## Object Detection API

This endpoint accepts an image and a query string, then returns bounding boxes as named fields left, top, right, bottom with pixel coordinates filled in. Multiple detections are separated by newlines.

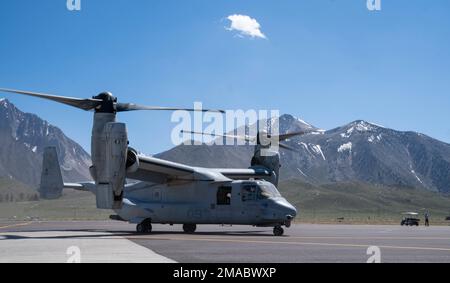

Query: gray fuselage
left=115, top=179, right=297, bottom=227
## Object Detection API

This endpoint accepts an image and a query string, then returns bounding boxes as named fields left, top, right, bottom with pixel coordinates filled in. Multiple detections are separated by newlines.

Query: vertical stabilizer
left=39, top=147, right=64, bottom=199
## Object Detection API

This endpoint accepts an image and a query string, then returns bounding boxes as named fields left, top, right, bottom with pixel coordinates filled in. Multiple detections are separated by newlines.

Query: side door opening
left=217, top=186, right=232, bottom=205
left=216, top=186, right=233, bottom=223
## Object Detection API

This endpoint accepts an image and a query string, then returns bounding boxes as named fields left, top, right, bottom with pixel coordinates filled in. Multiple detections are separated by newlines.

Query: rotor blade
left=272, top=131, right=308, bottom=142
left=116, top=103, right=225, bottom=113
left=180, top=130, right=255, bottom=142
left=279, top=142, right=297, bottom=151
left=0, top=88, right=103, bottom=111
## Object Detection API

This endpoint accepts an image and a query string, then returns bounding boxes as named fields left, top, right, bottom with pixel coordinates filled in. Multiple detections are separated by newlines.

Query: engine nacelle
left=251, top=146, right=281, bottom=186
left=94, top=122, right=128, bottom=209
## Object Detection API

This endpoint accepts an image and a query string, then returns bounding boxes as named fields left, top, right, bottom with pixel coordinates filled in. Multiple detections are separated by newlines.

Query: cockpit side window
left=241, top=184, right=258, bottom=202
left=217, top=186, right=232, bottom=205
left=258, top=189, right=270, bottom=200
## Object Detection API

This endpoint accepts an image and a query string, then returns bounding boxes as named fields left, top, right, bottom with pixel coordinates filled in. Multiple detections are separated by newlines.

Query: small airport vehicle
left=401, top=212, right=420, bottom=226
left=0, top=88, right=300, bottom=236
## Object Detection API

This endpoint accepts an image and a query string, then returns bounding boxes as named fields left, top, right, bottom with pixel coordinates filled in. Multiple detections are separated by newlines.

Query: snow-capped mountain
left=0, top=98, right=91, bottom=187
left=281, top=120, right=450, bottom=193
left=158, top=115, right=450, bottom=193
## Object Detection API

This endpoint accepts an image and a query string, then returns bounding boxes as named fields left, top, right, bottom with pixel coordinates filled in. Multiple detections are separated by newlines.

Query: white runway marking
left=128, top=235, right=450, bottom=252
left=0, top=231, right=176, bottom=263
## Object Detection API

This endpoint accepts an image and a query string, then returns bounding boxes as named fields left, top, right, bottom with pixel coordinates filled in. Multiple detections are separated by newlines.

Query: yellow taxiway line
left=279, top=236, right=450, bottom=241
left=0, top=222, right=33, bottom=230
left=1, top=222, right=449, bottom=253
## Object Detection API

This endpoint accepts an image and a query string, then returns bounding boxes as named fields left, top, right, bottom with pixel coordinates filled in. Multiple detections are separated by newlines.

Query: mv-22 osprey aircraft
left=0, top=88, right=302, bottom=236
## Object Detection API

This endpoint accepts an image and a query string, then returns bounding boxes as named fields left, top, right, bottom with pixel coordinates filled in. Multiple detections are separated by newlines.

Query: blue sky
left=1, top=0, right=449, bottom=154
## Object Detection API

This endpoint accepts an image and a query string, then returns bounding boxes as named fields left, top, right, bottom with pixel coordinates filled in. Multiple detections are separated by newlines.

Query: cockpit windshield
left=241, top=182, right=281, bottom=201
left=259, top=183, right=281, bottom=199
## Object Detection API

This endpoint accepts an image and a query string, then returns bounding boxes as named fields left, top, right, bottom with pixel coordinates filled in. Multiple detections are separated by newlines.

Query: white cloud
left=226, top=14, right=267, bottom=39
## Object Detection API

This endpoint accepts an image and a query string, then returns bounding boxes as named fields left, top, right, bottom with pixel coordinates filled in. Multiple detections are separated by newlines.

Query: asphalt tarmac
left=1, top=220, right=449, bottom=263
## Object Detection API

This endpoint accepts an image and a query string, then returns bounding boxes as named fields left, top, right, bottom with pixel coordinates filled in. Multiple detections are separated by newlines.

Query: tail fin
left=39, top=147, right=64, bottom=199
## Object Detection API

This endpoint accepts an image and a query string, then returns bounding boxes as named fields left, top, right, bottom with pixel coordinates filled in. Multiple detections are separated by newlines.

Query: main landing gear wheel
left=183, top=224, right=197, bottom=233
left=273, top=226, right=284, bottom=236
left=136, top=219, right=152, bottom=234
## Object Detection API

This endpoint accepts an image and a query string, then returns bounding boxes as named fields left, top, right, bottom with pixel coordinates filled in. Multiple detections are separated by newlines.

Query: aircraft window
left=217, top=186, right=232, bottom=205
left=241, top=184, right=258, bottom=202
left=258, top=184, right=281, bottom=199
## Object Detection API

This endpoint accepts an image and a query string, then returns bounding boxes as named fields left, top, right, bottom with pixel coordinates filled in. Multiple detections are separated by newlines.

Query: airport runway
left=1, top=220, right=450, bottom=263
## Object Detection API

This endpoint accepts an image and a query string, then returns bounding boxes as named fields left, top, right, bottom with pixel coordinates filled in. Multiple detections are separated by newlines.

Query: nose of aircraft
left=276, top=199, right=297, bottom=220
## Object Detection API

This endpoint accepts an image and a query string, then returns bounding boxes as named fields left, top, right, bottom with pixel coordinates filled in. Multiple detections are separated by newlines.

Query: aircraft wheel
left=137, top=219, right=152, bottom=234
left=183, top=224, right=197, bottom=233
left=144, top=223, right=153, bottom=233
left=273, top=226, right=284, bottom=236
left=136, top=224, right=145, bottom=233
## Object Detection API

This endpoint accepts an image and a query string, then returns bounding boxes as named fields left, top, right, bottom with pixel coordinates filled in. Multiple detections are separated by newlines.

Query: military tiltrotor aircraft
left=0, top=88, right=302, bottom=236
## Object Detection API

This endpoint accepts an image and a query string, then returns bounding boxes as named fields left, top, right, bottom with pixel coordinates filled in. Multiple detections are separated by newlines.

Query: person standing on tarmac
left=425, top=211, right=430, bottom=227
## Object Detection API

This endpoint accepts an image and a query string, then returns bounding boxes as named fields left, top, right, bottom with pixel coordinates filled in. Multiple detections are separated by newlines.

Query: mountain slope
left=158, top=115, right=450, bottom=193
left=157, top=114, right=318, bottom=168
left=281, top=120, right=450, bottom=193
left=0, top=98, right=92, bottom=188
left=279, top=179, right=450, bottom=223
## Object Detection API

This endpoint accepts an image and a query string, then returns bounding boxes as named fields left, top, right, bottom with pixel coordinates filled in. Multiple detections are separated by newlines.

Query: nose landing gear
left=284, top=220, right=291, bottom=228
left=273, top=225, right=284, bottom=236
